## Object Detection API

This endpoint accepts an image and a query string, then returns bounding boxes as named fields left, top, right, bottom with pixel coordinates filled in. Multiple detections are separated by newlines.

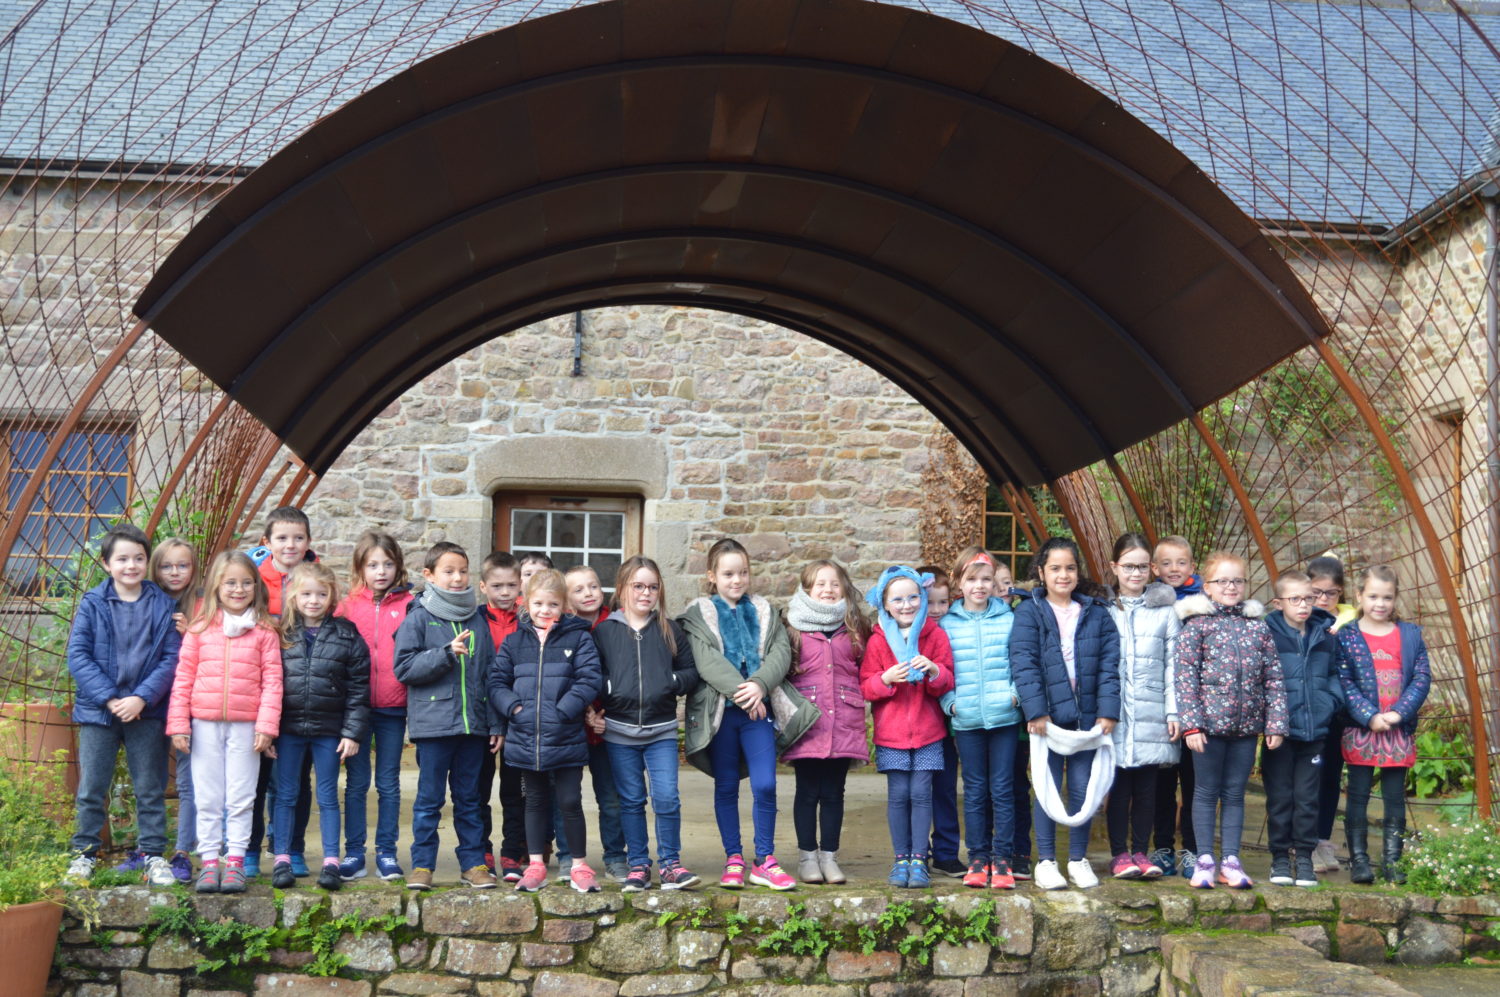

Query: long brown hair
left=1355, top=564, right=1402, bottom=622
left=787, top=559, right=870, bottom=665
left=280, top=562, right=342, bottom=646
left=190, top=551, right=274, bottom=634
left=350, top=530, right=406, bottom=596
left=613, top=556, right=677, bottom=654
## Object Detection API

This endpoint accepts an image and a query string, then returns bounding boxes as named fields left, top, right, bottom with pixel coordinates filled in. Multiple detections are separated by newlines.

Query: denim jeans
left=606, top=738, right=683, bottom=868
left=886, top=769, right=934, bottom=857
left=955, top=725, right=1019, bottom=863
left=588, top=741, right=627, bottom=865
left=1034, top=746, right=1095, bottom=862
left=72, top=717, right=168, bottom=857
left=251, top=752, right=311, bottom=855
left=708, top=704, right=778, bottom=861
left=274, top=734, right=341, bottom=860
left=1192, top=734, right=1257, bottom=858
left=174, top=744, right=197, bottom=853
left=343, top=708, right=405, bottom=854
left=928, top=735, right=960, bottom=862
left=410, top=735, right=488, bottom=871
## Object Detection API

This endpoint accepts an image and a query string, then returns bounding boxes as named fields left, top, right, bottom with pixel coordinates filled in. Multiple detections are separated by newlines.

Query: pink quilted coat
left=166, top=615, right=283, bottom=737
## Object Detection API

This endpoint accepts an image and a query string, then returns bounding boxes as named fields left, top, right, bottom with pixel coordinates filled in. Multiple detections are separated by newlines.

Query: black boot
left=1382, top=814, right=1407, bottom=884
left=1346, top=814, right=1374, bottom=884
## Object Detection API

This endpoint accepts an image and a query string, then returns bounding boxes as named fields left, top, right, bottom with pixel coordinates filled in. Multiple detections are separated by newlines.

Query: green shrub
left=1401, top=818, right=1500, bottom=896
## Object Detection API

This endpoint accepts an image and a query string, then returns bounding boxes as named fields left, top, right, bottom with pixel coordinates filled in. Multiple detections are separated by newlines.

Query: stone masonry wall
left=303, top=306, right=944, bottom=606
left=53, top=882, right=1500, bottom=997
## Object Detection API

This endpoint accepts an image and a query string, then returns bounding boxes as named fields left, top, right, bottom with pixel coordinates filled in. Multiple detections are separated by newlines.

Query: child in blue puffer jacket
left=939, top=547, right=1020, bottom=891
left=491, top=569, right=603, bottom=895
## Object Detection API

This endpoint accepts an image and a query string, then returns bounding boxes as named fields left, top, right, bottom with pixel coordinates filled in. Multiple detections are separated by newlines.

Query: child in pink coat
left=167, top=551, right=282, bottom=895
left=860, top=566, right=954, bottom=889
left=782, top=560, right=872, bottom=885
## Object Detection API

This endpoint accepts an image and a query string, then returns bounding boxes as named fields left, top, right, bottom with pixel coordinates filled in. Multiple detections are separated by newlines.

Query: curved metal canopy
left=134, top=0, right=1330, bottom=482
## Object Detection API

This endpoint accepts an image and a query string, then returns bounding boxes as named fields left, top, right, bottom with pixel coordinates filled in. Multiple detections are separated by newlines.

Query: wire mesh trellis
left=0, top=0, right=1497, bottom=818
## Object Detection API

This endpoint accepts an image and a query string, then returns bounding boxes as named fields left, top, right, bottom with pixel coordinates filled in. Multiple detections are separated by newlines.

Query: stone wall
left=302, top=306, right=945, bottom=606
left=52, top=882, right=1500, bottom=997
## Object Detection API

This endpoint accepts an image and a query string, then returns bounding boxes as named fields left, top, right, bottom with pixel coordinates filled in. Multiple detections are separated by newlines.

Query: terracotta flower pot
left=0, top=899, right=64, bottom=997
left=0, top=702, right=79, bottom=794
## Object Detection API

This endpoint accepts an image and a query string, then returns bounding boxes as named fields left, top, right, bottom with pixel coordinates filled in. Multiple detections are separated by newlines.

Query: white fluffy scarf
left=1030, top=722, right=1116, bottom=827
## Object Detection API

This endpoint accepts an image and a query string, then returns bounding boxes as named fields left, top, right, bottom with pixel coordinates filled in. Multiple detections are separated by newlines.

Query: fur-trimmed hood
left=1176, top=593, right=1264, bottom=622
left=1112, top=580, right=1177, bottom=610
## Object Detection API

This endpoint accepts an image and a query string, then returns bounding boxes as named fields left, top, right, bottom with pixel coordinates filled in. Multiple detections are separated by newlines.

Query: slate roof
left=0, top=0, right=1497, bottom=229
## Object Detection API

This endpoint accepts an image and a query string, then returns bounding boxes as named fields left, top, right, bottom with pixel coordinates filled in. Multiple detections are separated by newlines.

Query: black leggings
left=1345, top=764, right=1406, bottom=825
left=1154, top=754, right=1196, bottom=853
left=522, top=767, right=586, bottom=860
left=792, top=758, right=851, bottom=852
left=1107, top=765, right=1158, bottom=856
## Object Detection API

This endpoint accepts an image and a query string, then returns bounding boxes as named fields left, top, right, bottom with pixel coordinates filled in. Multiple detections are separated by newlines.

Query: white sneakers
left=1067, top=859, right=1100, bottom=889
left=144, top=855, right=177, bottom=887
left=1034, top=858, right=1099, bottom=889
left=65, top=854, right=96, bottom=885
left=1033, top=859, right=1067, bottom=890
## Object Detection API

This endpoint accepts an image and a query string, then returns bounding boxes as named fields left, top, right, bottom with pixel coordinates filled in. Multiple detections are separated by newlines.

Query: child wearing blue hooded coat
left=859, top=566, right=955, bottom=889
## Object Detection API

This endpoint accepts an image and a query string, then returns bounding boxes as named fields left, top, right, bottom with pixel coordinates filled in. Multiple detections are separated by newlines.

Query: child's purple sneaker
left=1190, top=854, right=1216, bottom=889
left=113, top=851, right=146, bottom=874
left=1217, top=855, right=1253, bottom=889
left=169, top=852, right=193, bottom=883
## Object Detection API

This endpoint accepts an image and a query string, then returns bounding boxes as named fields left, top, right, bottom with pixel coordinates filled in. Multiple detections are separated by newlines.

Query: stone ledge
left=50, top=882, right=1500, bottom=997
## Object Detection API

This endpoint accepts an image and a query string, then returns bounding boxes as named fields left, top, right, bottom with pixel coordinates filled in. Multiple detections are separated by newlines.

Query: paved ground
left=295, top=756, right=1401, bottom=888
left=1374, top=966, right=1500, bottom=997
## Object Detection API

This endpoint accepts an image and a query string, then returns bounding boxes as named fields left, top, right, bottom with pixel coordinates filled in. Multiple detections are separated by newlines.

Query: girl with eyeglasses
left=1305, top=553, right=1356, bottom=873
left=1174, top=551, right=1288, bottom=889
left=860, top=565, right=955, bottom=888
left=1104, top=532, right=1182, bottom=881
left=587, top=556, right=701, bottom=892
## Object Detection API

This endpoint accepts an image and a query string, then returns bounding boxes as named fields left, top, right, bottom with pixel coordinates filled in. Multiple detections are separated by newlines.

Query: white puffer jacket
left=1107, top=582, right=1181, bottom=768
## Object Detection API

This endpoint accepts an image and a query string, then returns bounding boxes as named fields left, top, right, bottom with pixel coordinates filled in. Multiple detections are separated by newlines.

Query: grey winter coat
left=1107, top=582, right=1181, bottom=768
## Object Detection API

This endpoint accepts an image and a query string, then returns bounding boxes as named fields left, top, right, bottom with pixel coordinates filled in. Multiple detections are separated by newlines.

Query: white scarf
left=222, top=608, right=257, bottom=638
left=1030, top=722, right=1116, bottom=827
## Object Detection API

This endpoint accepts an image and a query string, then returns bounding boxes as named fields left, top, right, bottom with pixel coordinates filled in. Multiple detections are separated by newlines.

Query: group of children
left=62, top=508, right=1430, bottom=895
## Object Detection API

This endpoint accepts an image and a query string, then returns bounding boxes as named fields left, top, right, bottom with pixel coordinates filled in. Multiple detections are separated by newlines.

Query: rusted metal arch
left=1188, top=414, right=1280, bottom=583
left=1106, top=456, right=1158, bottom=547
left=145, top=393, right=235, bottom=536
left=216, top=445, right=288, bottom=554
left=278, top=462, right=314, bottom=511
left=999, top=482, right=1042, bottom=552
left=0, top=319, right=148, bottom=583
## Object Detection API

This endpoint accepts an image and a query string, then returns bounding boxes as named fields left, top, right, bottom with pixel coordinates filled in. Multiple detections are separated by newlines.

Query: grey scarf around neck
left=421, top=584, right=477, bottom=622
left=785, top=588, right=847, bottom=633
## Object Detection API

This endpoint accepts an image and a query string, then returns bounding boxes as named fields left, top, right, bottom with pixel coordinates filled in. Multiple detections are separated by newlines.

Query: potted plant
left=0, top=722, right=74, bottom=997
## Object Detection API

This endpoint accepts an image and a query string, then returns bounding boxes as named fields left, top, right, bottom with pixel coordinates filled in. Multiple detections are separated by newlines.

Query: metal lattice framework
left=1, top=0, right=1498, bottom=816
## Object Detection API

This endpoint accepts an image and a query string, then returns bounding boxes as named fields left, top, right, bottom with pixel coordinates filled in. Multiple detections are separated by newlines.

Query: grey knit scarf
left=420, top=584, right=477, bottom=622
left=785, top=588, right=847, bottom=633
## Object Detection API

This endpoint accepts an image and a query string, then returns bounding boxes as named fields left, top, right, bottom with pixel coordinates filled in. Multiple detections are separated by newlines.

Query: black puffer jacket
left=279, top=617, right=371, bottom=740
left=490, top=614, right=602, bottom=771
left=594, top=613, right=699, bottom=733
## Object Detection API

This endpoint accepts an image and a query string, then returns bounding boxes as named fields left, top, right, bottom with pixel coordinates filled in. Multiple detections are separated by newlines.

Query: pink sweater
left=166, top=615, right=283, bottom=737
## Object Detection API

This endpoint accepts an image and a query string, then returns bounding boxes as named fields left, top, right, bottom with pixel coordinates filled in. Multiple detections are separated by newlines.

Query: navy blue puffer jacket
left=1265, top=608, right=1341, bottom=743
left=490, top=614, right=602, bottom=771
left=1010, top=587, right=1121, bottom=730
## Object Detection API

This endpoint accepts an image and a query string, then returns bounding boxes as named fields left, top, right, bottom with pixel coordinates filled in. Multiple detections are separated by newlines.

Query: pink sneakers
left=515, top=860, right=548, bottom=892
left=569, top=862, right=601, bottom=893
left=749, top=855, right=796, bottom=891
left=720, top=854, right=746, bottom=889
left=1134, top=852, right=1163, bottom=879
left=1111, top=852, right=1142, bottom=879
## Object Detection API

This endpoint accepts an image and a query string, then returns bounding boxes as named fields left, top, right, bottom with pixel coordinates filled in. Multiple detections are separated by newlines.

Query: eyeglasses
left=1311, top=587, right=1341, bottom=599
left=1207, top=578, right=1246, bottom=588
left=1116, top=563, right=1152, bottom=574
left=1280, top=595, right=1314, bottom=606
left=888, top=595, right=922, bottom=606
left=629, top=582, right=660, bottom=593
